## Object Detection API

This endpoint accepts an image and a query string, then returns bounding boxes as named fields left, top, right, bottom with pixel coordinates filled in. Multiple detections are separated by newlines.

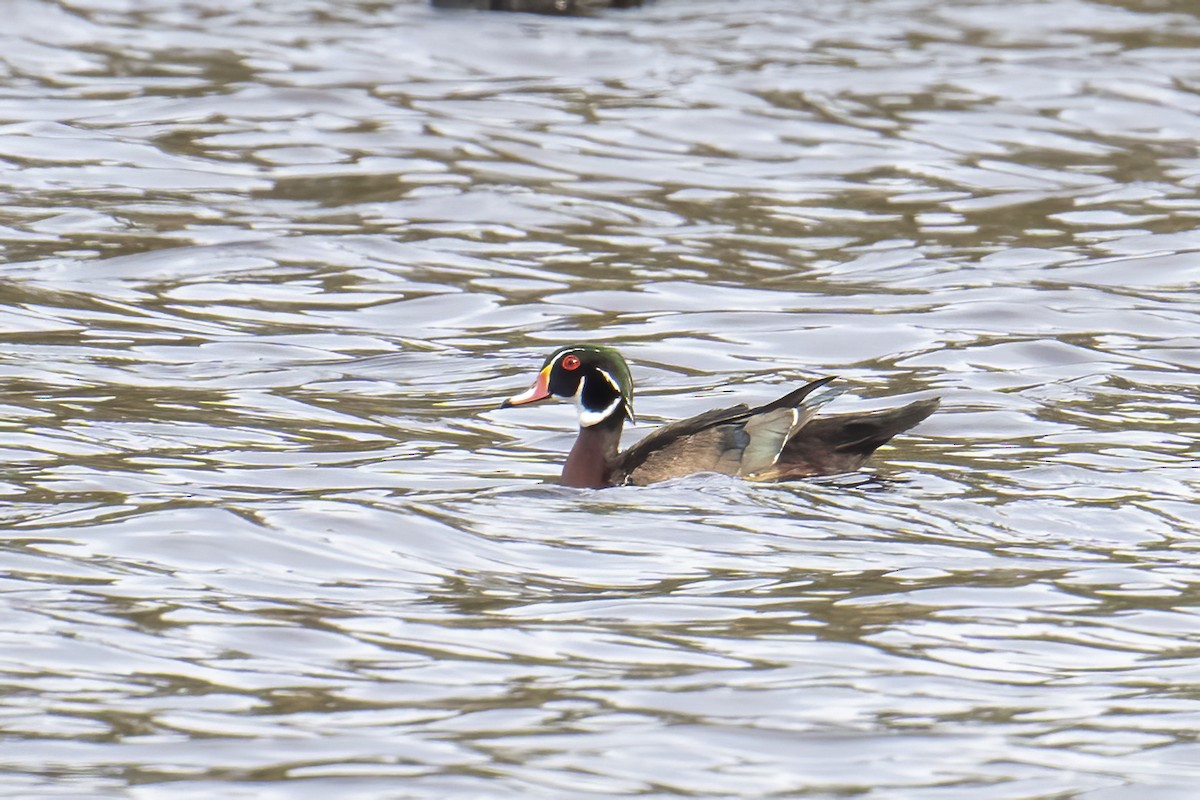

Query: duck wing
left=773, top=397, right=941, bottom=479
left=612, top=376, right=838, bottom=485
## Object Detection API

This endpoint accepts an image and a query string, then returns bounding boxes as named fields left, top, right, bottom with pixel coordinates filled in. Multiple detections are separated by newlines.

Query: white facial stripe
left=595, top=366, right=633, bottom=423
left=596, top=367, right=620, bottom=392
left=572, top=375, right=624, bottom=427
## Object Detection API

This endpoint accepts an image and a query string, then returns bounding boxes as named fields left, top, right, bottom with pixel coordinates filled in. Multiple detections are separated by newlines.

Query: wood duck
left=501, top=345, right=939, bottom=489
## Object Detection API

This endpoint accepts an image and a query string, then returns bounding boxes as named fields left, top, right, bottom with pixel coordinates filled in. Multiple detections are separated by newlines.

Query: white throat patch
left=573, top=375, right=624, bottom=428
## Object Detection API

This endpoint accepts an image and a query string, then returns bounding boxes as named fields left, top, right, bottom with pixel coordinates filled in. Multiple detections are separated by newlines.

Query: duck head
left=501, top=345, right=635, bottom=428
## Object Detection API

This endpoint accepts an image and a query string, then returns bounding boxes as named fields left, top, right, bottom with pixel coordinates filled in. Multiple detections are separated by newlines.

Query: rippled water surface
left=2, top=0, right=1199, bottom=797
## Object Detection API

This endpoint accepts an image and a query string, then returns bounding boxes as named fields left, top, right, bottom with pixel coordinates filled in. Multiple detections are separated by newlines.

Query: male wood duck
left=501, top=344, right=939, bottom=488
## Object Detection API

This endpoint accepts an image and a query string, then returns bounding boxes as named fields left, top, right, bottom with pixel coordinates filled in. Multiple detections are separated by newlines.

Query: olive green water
left=1, top=1, right=1198, bottom=798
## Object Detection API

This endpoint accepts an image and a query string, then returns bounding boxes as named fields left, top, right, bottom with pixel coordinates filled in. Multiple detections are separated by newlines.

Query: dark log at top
left=431, top=0, right=644, bottom=15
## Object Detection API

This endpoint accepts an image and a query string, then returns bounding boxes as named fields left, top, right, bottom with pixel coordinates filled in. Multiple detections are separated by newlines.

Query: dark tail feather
left=754, top=376, right=838, bottom=415
left=822, top=398, right=940, bottom=455
left=780, top=397, right=939, bottom=476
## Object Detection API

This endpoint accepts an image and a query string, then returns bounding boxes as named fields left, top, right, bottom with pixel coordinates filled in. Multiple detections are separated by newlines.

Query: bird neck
left=561, top=411, right=624, bottom=489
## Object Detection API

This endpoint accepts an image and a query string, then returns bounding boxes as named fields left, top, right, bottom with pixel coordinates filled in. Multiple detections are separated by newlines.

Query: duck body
left=501, top=345, right=938, bottom=489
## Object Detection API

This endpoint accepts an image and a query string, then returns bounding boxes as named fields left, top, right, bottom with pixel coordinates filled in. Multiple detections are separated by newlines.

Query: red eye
left=561, top=354, right=581, bottom=370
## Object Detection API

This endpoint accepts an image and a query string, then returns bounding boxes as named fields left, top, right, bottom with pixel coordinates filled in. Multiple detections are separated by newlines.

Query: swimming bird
left=500, top=344, right=938, bottom=488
